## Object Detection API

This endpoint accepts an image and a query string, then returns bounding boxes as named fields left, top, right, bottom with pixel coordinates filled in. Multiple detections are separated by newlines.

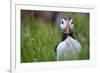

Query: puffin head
left=60, top=17, right=74, bottom=34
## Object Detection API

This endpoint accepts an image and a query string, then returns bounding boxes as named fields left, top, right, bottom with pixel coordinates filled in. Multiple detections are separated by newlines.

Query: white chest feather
left=57, top=36, right=81, bottom=61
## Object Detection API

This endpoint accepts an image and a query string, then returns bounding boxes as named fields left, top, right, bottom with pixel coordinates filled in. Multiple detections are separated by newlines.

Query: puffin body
left=56, top=17, right=81, bottom=61
left=57, top=36, right=81, bottom=60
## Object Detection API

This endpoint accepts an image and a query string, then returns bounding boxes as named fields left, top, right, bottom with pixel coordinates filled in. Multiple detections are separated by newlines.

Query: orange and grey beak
left=65, top=20, right=71, bottom=34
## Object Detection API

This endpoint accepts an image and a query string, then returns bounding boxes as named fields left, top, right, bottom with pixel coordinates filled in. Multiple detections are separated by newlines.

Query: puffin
left=56, top=17, right=81, bottom=61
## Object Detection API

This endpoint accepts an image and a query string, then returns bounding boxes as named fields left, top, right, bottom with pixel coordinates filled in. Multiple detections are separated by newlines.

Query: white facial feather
left=60, top=18, right=67, bottom=31
left=69, top=18, right=74, bottom=32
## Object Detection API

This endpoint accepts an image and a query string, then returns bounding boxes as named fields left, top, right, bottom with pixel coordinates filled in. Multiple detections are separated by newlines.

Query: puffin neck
left=61, top=32, right=75, bottom=41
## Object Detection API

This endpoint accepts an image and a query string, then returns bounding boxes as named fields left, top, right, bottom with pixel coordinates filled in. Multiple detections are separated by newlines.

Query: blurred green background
left=21, top=10, right=89, bottom=63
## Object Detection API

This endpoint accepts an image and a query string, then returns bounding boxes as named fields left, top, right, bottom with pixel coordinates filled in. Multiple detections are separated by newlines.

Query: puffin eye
left=70, top=19, right=74, bottom=24
left=71, top=21, right=74, bottom=24
left=61, top=21, right=64, bottom=24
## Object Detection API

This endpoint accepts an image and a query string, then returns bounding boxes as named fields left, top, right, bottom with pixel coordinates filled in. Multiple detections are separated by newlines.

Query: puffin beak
left=65, top=20, right=70, bottom=34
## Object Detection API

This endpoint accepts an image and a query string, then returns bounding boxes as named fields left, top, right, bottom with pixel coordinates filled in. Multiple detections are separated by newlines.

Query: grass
left=74, top=14, right=90, bottom=60
left=21, top=13, right=89, bottom=63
